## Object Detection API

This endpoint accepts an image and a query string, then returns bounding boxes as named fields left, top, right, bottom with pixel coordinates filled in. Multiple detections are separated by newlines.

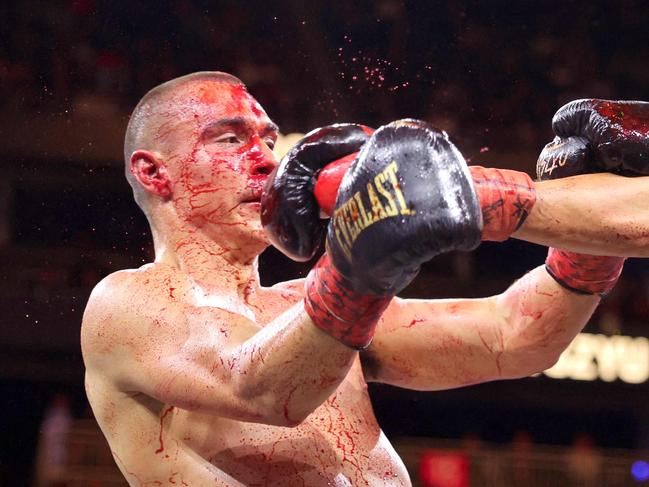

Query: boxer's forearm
left=494, top=265, right=599, bottom=378
left=228, top=303, right=356, bottom=426
left=362, top=266, right=598, bottom=389
left=514, top=173, right=649, bottom=256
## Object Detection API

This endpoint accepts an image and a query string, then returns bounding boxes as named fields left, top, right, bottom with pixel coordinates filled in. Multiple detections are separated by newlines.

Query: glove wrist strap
left=304, top=254, right=391, bottom=350
left=545, top=248, right=625, bottom=296
left=469, top=166, right=536, bottom=241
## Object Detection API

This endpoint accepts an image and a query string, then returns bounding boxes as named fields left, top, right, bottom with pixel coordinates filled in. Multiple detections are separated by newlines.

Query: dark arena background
left=2, top=1, right=649, bottom=485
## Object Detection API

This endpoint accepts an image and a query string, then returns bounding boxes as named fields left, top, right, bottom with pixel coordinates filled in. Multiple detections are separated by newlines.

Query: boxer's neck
left=152, top=223, right=265, bottom=301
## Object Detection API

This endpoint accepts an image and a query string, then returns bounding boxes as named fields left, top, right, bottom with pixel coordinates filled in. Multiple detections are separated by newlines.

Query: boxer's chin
left=246, top=217, right=271, bottom=246
left=253, top=228, right=270, bottom=246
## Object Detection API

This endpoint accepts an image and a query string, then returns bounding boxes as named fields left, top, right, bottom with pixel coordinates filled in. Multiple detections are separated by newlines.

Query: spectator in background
left=33, top=394, right=72, bottom=487
left=565, top=432, right=602, bottom=486
left=509, top=429, right=535, bottom=487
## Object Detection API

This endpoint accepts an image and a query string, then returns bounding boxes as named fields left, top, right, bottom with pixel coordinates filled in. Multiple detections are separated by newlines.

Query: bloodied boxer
left=81, top=72, right=649, bottom=486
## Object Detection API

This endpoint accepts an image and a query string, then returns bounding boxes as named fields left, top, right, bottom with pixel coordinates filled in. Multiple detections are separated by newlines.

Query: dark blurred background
left=2, top=0, right=649, bottom=485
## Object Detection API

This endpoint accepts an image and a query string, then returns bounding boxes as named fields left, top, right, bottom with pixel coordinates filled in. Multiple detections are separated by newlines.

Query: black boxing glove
left=264, top=121, right=534, bottom=270
left=261, top=123, right=373, bottom=261
left=536, top=102, right=628, bottom=295
left=314, top=160, right=535, bottom=243
left=537, top=99, right=649, bottom=179
left=304, top=119, right=482, bottom=349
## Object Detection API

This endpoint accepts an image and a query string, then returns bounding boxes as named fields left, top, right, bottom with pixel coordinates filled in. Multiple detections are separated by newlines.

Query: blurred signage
left=543, top=333, right=649, bottom=384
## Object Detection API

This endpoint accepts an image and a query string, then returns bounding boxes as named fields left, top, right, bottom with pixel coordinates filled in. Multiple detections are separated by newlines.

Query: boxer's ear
left=130, top=150, right=172, bottom=198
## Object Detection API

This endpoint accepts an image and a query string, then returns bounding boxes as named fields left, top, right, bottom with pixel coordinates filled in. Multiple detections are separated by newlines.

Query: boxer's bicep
left=361, top=296, right=506, bottom=390
left=116, top=310, right=265, bottom=419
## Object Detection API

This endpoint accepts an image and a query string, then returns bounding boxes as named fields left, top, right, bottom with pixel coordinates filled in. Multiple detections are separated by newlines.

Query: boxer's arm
left=514, top=173, right=649, bottom=257
left=361, top=265, right=599, bottom=390
left=81, top=270, right=356, bottom=427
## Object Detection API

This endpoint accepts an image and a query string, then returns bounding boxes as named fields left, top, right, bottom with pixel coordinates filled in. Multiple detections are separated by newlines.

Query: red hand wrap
left=469, top=166, right=537, bottom=241
left=304, top=254, right=391, bottom=350
left=545, top=248, right=625, bottom=296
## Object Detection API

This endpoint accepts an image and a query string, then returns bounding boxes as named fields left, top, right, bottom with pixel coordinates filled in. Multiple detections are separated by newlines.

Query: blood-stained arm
left=81, top=267, right=355, bottom=427
left=361, top=265, right=599, bottom=390
left=517, top=98, right=649, bottom=256
left=513, top=173, right=649, bottom=257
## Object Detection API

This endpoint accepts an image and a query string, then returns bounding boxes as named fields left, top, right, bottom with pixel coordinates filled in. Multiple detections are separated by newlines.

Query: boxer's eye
left=264, top=136, right=276, bottom=150
left=214, top=133, right=241, bottom=144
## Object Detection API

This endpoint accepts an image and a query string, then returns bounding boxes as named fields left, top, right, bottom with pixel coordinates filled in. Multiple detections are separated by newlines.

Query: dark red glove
left=537, top=99, right=649, bottom=179
left=261, top=123, right=373, bottom=261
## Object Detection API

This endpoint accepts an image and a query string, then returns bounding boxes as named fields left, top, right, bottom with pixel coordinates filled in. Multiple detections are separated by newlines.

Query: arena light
left=543, top=333, right=649, bottom=384
left=631, top=460, right=649, bottom=482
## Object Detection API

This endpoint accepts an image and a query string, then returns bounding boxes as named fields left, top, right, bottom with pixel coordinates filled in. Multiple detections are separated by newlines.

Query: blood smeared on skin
left=155, top=406, right=175, bottom=454
left=405, top=318, right=425, bottom=328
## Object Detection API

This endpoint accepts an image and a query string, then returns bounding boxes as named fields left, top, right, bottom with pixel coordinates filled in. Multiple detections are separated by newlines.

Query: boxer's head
left=124, top=71, right=278, bottom=247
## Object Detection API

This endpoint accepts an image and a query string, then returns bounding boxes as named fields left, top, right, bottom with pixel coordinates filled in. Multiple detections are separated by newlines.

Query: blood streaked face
left=158, top=81, right=278, bottom=246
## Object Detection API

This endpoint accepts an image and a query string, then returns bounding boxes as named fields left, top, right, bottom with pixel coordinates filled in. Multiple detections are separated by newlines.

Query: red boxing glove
left=537, top=102, right=631, bottom=296
left=468, top=166, right=536, bottom=241
left=538, top=99, right=649, bottom=178
left=545, top=248, right=625, bottom=296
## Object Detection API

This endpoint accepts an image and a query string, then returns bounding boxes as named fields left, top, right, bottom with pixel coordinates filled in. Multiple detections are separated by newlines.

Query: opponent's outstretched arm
left=362, top=266, right=598, bottom=389
left=515, top=173, right=649, bottom=257
left=515, top=98, right=649, bottom=256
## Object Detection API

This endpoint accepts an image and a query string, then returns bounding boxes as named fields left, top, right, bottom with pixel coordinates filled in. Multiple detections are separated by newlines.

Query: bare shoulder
left=80, top=263, right=193, bottom=368
left=82, top=263, right=192, bottom=322
left=86, top=263, right=191, bottom=306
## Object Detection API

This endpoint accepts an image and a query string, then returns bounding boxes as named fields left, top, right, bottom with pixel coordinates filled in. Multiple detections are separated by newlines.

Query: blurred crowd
left=2, top=1, right=648, bottom=151
left=3, top=0, right=649, bottom=336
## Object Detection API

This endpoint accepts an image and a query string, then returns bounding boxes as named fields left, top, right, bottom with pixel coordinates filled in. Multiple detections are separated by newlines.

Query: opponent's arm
left=362, top=266, right=598, bottom=390
left=514, top=173, right=649, bottom=256
left=360, top=102, right=644, bottom=389
left=81, top=270, right=357, bottom=427
left=515, top=98, right=649, bottom=256
left=302, top=100, right=649, bottom=258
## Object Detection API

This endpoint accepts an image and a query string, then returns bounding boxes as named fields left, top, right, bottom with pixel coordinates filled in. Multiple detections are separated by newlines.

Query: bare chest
left=165, top=368, right=409, bottom=485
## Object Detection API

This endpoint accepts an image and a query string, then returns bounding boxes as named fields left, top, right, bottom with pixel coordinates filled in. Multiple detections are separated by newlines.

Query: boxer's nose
left=251, top=156, right=276, bottom=176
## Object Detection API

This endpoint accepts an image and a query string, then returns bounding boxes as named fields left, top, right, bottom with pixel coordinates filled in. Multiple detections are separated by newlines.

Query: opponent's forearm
left=228, top=303, right=356, bottom=426
left=365, top=266, right=597, bottom=390
left=495, top=265, right=600, bottom=378
left=514, top=173, right=649, bottom=256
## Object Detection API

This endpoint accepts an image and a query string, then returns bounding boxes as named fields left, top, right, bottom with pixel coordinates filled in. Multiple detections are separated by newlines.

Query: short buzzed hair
left=123, top=71, right=243, bottom=208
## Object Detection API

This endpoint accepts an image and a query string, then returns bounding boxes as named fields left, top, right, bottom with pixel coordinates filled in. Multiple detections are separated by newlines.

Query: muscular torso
left=83, top=266, right=410, bottom=486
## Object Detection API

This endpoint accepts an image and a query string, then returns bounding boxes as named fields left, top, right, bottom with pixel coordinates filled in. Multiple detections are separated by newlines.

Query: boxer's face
left=161, top=81, right=279, bottom=247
